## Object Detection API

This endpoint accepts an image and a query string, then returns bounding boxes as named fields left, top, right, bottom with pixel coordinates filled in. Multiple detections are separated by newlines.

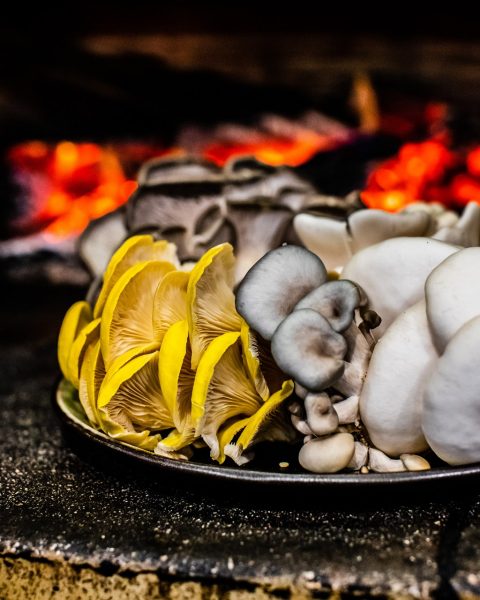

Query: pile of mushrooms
left=236, top=245, right=378, bottom=473
left=79, top=155, right=361, bottom=287
left=236, top=235, right=480, bottom=474
left=294, top=199, right=480, bottom=273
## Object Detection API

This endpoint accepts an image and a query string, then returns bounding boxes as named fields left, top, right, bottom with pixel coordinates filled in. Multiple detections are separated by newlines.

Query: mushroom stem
left=332, top=322, right=371, bottom=397
left=333, top=395, right=359, bottom=424
left=347, top=441, right=369, bottom=470
left=291, top=414, right=313, bottom=436
left=304, top=392, right=339, bottom=436
left=368, top=448, right=406, bottom=473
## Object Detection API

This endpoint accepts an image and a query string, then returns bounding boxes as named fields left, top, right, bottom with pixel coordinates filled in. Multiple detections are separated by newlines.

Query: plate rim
left=53, top=379, right=480, bottom=488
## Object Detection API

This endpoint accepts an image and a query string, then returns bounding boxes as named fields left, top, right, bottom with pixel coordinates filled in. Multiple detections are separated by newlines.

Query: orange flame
left=362, top=140, right=480, bottom=211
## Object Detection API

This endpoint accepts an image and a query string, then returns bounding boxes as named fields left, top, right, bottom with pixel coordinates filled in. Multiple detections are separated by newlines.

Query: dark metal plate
left=53, top=379, right=480, bottom=497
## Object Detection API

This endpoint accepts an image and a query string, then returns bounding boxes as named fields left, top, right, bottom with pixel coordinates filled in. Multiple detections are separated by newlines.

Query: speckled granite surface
left=1, top=282, right=480, bottom=599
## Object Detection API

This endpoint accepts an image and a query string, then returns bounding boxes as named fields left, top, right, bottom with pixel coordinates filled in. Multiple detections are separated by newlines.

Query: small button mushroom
left=425, top=247, right=480, bottom=354
left=348, top=209, right=431, bottom=253
left=333, top=395, right=359, bottom=424
left=359, top=301, right=435, bottom=456
left=235, top=245, right=327, bottom=340
left=293, top=214, right=352, bottom=273
left=304, top=393, right=339, bottom=436
left=341, top=237, right=459, bottom=337
left=294, top=280, right=360, bottom=332
left=422, top=315, right=480, bottom=465
left=299, top=433, right=355, bottom=473
left=347, top=441, right=369, bottom=470
left=400, top=454, right=431, bottom=471
left=368, top=448, right=406, bottom=473
left=271, top=309, right=347, bottom=392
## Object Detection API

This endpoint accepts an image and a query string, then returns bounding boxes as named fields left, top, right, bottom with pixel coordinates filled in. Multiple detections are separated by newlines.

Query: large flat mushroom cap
left=271, top=309, right=347, bottom=392
left=341, top=237, right=459, bottom=337
left=359, top=301, right=435, bottom=456
left=235, top=245, right=327, bottom=340
left=422, top=314, right=480, bottom=465
left=425, top=247, right=480, bottom=354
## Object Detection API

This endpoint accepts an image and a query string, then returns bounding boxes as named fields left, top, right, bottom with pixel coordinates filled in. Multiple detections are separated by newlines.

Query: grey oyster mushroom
left=271, top=309, right=347, bottom=392
left=81, top=155, right=365, bottom=284
left=235, top=245, right=327, bottom=340
left=293, top=200, right=480, bottom=275
left=298, top=433, right=355, bottom=473
left=294, top=280, right=361, bottom=332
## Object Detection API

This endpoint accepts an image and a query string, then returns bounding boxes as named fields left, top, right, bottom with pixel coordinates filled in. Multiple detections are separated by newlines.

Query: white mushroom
left=271, top=309, right=347, bottom=392
left=360, top=301, right=436, bottom=456
left=347, top=441, right=369, bottom=470
left=368, top=448, right=406, bottom=473
left=79, top=209, right=127, bottom=277
left=333, top=395, right=359, bottom=424
left=432, top=201, right=480, bottom=247
left=304, top=392, right=339, bottom=436
left=341, top=237, right=459, bottom=337
left=293, top=214, right=351, bottom=272
left=425, top=247, right=480, bottom=354
left=349, top=209, right=431, bottom=253
left=235, top=245, right=327, bottom=340
left=422, top=315, right=480, bottom=465
left=298, top=433, right=355, bottom=473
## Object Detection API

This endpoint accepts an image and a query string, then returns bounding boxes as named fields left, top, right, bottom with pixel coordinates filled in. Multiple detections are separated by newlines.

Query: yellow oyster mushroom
left=78, top=338, right=104, bottom=426
left=187, top=243, right=242, bottom=370
left=240, top=320, right=270, bottom=402
left=157, top=320, right=196, bottom=452
left=153, top=270, right=190, bottom=341
left=98, top=350, right=172, bottom=444
left=67, top=318, right=101, bottom=388
left=58, top=300, right=92, bottom=382
left=101, top=260, right=176, bottom=372
left=223, top=380, right=295, bottom=465
left=191, top=332, right=269, bottom=459
left=94, top=235, right=179, bottom=318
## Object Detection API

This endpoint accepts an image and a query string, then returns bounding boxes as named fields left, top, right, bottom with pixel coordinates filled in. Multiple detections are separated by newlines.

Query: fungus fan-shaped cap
left=271, top=309, right=347, bottom=392
left=235, top=245, right=327, bottom=340
left=294, top=280, right=360, bottom=332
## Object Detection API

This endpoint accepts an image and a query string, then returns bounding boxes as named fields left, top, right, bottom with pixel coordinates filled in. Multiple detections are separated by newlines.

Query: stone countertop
left=1, top=282, right=480, bottom=599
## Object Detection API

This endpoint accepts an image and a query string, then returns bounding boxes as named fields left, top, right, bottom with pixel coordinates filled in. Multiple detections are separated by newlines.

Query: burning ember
left=6, top=112, right=350, bottom=241
left=362, top=140, right=480, bottom=211
left=8, top=141, right=139, bottom=238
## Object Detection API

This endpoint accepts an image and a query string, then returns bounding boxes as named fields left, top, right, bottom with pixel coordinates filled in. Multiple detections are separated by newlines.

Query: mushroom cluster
left=294, top=199, right=480, bottom=274
left=79, top=155, right=359, bottom=287
left=58, top=237, right=296, bottom=464
left=361, top=245, right=480, bottom=467
left=236, top=245, right=384, bottom=473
